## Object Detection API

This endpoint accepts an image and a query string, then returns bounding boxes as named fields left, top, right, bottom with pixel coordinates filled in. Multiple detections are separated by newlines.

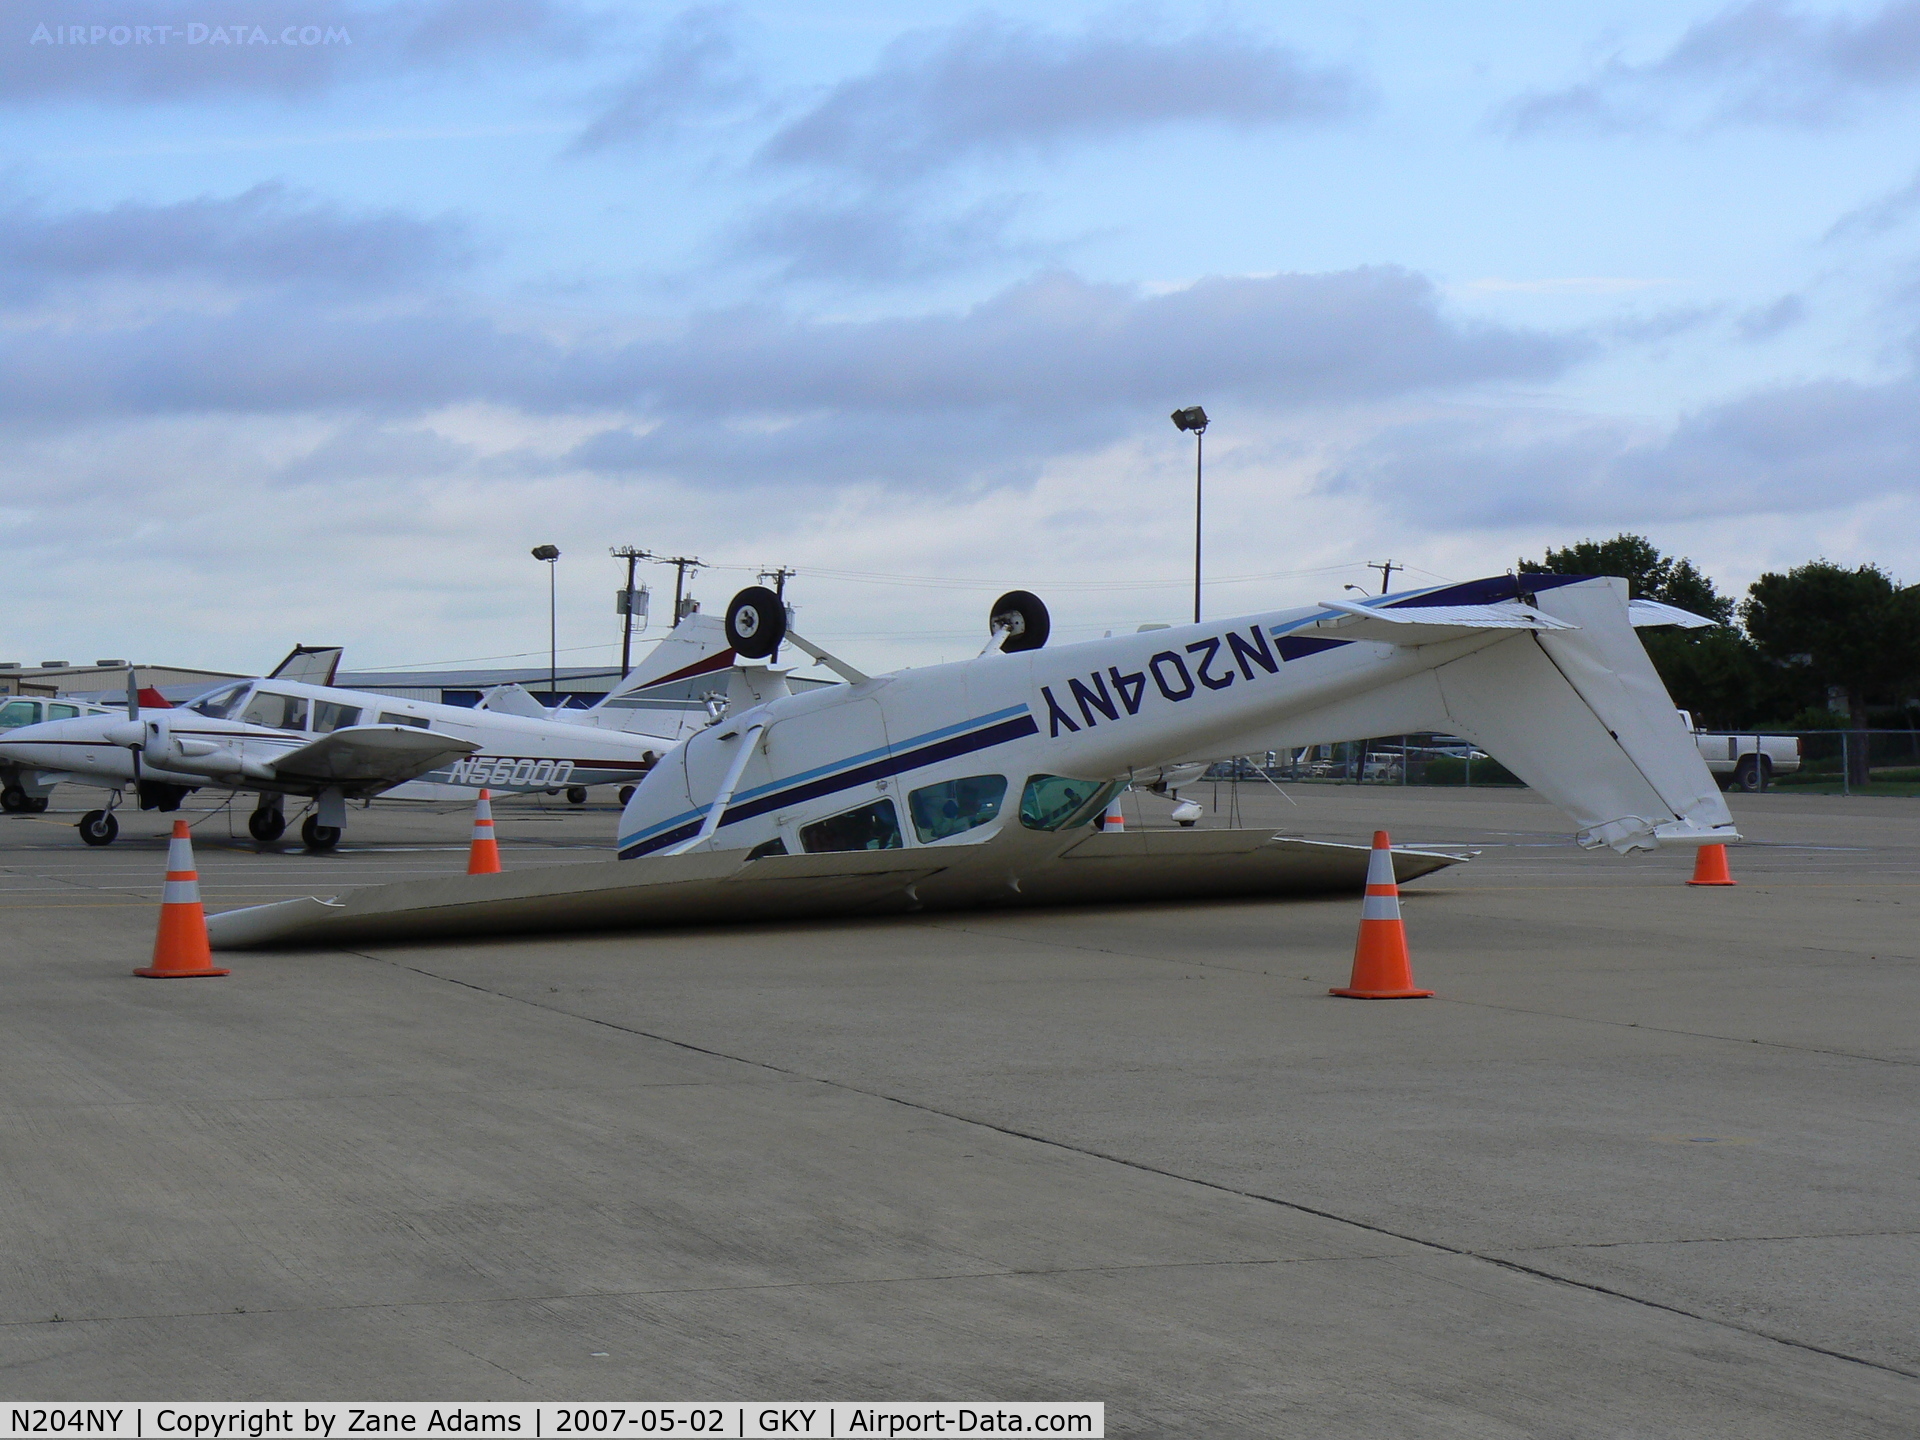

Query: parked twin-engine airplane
left=0, top=618, right=734, bottom=849
left=206, top=572, right=1735, bottom=949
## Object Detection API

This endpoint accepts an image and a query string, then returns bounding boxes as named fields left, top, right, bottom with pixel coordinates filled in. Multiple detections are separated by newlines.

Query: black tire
left=300, top=814, right=342, bottom=851
left=27, top=797, right=49, bottom=813
left=1731, top=757, right=1763, bottom=793
left=725, top=586, right=787, bottom=659
left=248, top=808, right=286, bottom=842
left=618, top=785, right=636, bottom=805
left=567, top=786, right=588, bottom=804
left=78, top=810, right=118, bottom=846
left=1, top=785, right=26, bottom=813
left=989, top=590, right=1050, bottom=653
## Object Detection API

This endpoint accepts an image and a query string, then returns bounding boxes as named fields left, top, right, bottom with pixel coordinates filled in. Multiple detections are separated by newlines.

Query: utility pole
left=656, top=555, right=703, bottom=627
left=610, top=546, right=653, bottom=678
left=1367, top=559, right=1401, bottom=595
left=758, top=565, right=796, bottom=664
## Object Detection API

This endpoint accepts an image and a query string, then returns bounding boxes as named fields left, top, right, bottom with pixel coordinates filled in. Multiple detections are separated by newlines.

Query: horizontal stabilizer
left=1628, top=599, right=1716, bottom=629
left=477, top=683, right=549, bottom=719
left=1311, top=597, right=1578, bottom=646
left=267, top=724, right=478, bottom=789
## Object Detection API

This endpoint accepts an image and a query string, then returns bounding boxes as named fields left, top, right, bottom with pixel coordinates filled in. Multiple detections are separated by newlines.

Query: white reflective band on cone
left=1360, top=892, right=1401, bottom=921
left=1366, top=846, right=1396, bottom=885
left=166, top=836, right=194, bottom=871
left=161, top=878, right=201, bottom=904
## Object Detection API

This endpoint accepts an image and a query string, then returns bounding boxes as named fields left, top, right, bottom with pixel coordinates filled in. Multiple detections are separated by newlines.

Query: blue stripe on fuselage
left=616, top=705, right=1036, bottom=859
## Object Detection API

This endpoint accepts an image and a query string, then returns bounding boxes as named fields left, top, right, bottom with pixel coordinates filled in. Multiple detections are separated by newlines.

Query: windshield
left=188, top=682, right=251, bottom=719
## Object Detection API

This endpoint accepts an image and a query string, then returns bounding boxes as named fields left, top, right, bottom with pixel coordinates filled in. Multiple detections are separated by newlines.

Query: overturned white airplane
left=209, top=573, right=1732, bottom=948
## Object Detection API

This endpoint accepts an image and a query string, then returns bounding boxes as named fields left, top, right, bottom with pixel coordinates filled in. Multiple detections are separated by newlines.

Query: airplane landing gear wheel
left=989, top=590, right=1050, bottom=652
left=300, top=815, right=341, bottom=851
left=725, top=586, right=788, bottom=659
left=1, top=785, right=27, bottom=813
left=26, top=797, right=48, bottom=813
left=78, top=810, right=119, bottom=846
left=249, top=808, right=287, bottom=842
left=566, top=786, right=588, bottom=805
left=618, top=785, right=636, bottom=805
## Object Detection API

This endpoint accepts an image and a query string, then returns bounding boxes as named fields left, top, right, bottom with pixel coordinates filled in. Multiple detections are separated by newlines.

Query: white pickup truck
left=1678, top=711, right=1800, bottom=792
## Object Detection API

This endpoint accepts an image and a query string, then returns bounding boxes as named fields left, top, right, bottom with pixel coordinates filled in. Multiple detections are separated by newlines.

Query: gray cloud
left=1734, top=294, right=1806, bottom=341
left=0, top=266, right=1578, bottom=489
left=0, top=0, right=581, bottom=102
left=1326, top=374, right=1920, bottom=528
left=1826, top=165, right=1920, bottom=238
left=757, top=13, right=1366, bottom=181
left=1504, top=0, right=1920, bottom=134
left=0, top=184, right=470, bottom=295
left=570, top=6, right=749, bottom=152
left=730, top=188, right=1039, bottom=283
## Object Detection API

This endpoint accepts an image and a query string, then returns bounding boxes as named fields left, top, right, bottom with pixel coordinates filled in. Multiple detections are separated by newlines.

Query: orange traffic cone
left=467, top=788, right=502, bottom=875
left=1103, top=792, right=1126, bottom=832
left=1331, top=830, right=1432, bottom=999
left=1687, top=843, right=1736, bottom=886
left=135, top=821, right=228, bottom=979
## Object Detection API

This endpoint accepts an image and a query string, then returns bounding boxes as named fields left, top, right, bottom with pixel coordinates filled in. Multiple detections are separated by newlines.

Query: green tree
left=1741, top=561, right=1920, bottom=785
left=1519, top=533, right=1754, bottom=724
left=1519, top=534, right=1735, bottom=620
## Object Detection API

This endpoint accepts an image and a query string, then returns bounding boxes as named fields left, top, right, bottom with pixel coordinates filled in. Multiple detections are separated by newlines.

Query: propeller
left=125, top=669, right=144, bottom=789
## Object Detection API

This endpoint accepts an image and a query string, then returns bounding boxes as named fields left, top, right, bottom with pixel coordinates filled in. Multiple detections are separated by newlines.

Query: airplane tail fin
left=268, top=645, right=343, bottom=685
left=1432, top=577, right=1736, bottom=852
left=588, top=613, right=735, bottom=713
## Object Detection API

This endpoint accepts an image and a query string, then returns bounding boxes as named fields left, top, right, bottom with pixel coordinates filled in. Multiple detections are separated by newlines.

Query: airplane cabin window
left=799, top=798, right=903, bottom=853
left=378, top=712, right=430, bottom=729
left=241, top=691, right=309, bottom=732
left=48, top=704, right=78, bottom=720
left=0, top=700, right=41, bottom=729
left=1019, top=775, right=1123, bottom=832
left=745, top=836, right=789, bottom=859
left=313, top=701, right=363, bottom=733
left=189, top=683, right=250, bottom=719
left=908, top=775, right=1007, bottom=843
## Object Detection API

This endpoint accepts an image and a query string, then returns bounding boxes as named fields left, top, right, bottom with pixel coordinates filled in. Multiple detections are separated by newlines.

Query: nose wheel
left=78, top=809, right=119, bottom=846
left=301, top=814, right=342, bottom=851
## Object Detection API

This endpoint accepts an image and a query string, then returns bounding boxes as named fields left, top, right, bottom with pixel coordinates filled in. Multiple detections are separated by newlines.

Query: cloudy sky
left=7, top=0, right=1920, bottom=677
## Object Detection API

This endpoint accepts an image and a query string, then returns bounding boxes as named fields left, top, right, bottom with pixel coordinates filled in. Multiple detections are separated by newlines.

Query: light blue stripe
left=614, top=703, right=1032, bottom=852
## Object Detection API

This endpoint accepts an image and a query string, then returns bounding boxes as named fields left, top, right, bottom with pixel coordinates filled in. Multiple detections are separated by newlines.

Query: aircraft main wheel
left=300, top=815, right=342, bottom=851
left=1, top=785, right=26, bottom=813
left=78, top=810, right=118, bottom=846
left=989, top=590, right=1051, bottom=652
left=725, top=586, right=787, bottom=659
left=618, top=785, right=636, bottom=805
left=27, top=797, right=49, bottom=813
left=249, top=808, right=287, bottom=842
left=567, top=786, right=588, bottom=805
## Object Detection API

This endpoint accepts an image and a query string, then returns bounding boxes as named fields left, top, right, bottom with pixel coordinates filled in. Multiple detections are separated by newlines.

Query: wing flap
left=267, top=725, right=479, bottom=787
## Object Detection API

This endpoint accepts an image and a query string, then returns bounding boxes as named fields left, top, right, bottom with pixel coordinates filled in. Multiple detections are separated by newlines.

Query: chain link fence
left=1203, top=729, right=1920, bottom=797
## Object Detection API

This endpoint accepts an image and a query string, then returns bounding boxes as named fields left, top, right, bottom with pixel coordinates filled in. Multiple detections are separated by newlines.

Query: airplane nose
left=102, top=722, right=144, bottom=746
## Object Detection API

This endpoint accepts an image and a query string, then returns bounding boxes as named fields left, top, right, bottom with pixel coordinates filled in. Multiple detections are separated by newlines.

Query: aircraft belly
left=205, top=829, right=1466, bottom=949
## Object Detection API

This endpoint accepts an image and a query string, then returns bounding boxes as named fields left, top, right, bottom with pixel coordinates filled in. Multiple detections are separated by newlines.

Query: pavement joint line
left=363, top=949, right=1920, bottom=1385
left=0, top=1251, right=1418, bottom=1332
left=1437, top=997, right=1918, bottom=1068
left=1501, top=1229, right=1920, bottom=1253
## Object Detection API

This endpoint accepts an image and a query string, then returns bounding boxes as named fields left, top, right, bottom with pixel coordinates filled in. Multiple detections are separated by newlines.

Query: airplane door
left=759, top=696, right=890, bottom=825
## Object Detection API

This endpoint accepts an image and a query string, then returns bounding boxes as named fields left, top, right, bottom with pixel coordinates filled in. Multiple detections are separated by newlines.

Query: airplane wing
left=266, top=724, right=480, bottom=789
left=1627, top=599, right=1716, bottom=629
left=1309, top=597, right=1578, bottom=645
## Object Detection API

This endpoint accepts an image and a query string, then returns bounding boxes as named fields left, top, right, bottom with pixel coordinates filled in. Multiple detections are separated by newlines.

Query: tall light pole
left=531, top=544, right=561, bottom=705
left=1171, top=406, right=1209, bottom=623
